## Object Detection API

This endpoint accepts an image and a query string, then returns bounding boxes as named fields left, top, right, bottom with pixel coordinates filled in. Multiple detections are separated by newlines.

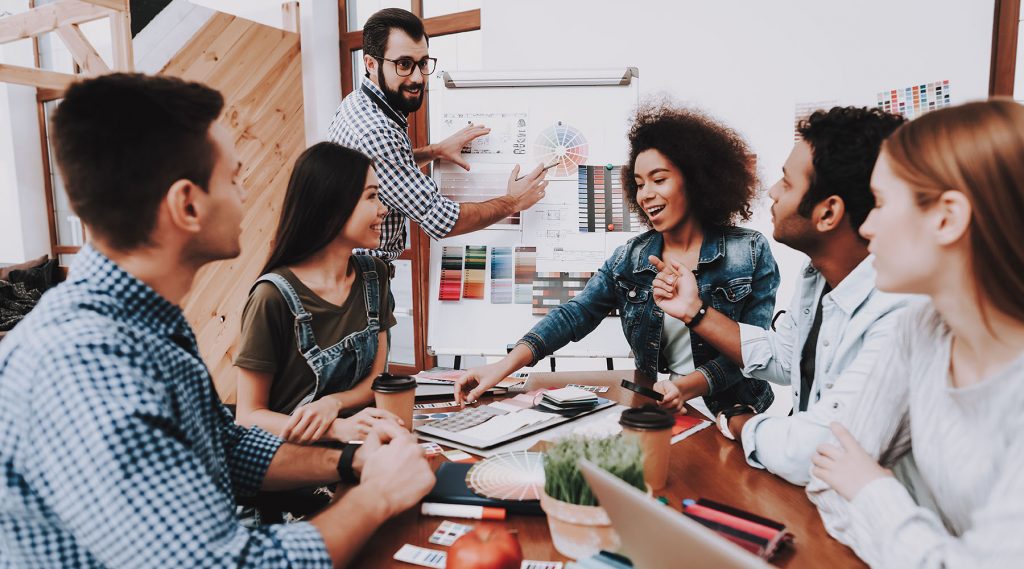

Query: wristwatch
left=336, top=443, right=360, bottom=484
left=716, top=404, right=756, bottom=441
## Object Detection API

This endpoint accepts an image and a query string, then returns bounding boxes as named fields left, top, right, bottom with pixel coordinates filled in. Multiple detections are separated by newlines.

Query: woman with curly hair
left=454, top=104, right=780, bottom=417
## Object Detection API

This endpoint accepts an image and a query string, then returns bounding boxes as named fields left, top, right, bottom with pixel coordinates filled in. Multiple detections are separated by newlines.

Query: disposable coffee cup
left=619, top=405, right=675, bottom=489
left=372, top=373, right=417, bottom=431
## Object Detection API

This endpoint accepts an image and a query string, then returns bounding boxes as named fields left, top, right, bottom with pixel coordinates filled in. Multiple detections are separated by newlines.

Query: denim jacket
left=517, top=227, right=781, bottom=415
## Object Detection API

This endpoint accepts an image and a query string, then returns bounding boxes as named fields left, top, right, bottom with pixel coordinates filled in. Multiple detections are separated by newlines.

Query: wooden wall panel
left=162, top=13, right=305, bottom=402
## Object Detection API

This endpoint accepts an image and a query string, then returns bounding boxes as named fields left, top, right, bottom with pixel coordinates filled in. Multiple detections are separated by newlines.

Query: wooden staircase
left=162, top=12, right=305, bottom=402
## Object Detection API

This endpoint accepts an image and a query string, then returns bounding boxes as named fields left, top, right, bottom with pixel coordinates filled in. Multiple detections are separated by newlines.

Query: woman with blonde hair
left=807, top=99, right=1024, bottom=567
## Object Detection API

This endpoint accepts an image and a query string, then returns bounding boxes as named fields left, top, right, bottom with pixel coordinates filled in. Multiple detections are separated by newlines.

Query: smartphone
left=620, top=379, right=664, bottom=401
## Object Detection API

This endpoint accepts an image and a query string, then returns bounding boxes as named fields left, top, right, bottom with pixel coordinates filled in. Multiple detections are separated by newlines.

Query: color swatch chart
left=462, top=246, right=486, bottom=299
left=876, top=80, right=951, bottom=120
left=440, top=245, right=537, bottom=304
left=436, top=163, right=520, bottom=228
left=535, top=121, right=589, bottom=178
left=514, top=246, right=536, bottom=304
left=578, top=165, right=640, bottom=233
left=531, top=271, right=595, bottom=316
left=490, top=247, right=514, bottom=304
left=439, top=246, right=464, bottom=301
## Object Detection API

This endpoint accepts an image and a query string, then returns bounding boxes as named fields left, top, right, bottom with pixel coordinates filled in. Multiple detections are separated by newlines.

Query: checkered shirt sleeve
left=326, top=87, right=460, bottom=259
left=0, top=247, right=331, bottom=568
left=357, top=126, right=461, bottom=241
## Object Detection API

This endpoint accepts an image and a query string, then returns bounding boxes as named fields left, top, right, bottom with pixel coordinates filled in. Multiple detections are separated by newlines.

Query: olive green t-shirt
left=234, top=258, right=396, bottom=414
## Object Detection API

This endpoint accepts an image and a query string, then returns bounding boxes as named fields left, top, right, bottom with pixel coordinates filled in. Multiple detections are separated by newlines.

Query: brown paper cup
left=371, top=374, right=417, bottom=431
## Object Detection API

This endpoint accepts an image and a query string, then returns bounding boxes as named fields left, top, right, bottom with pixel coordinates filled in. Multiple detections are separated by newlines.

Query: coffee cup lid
left=371, top=374, right=417, bottom=393
left=619, top=405, right=674, bottom=430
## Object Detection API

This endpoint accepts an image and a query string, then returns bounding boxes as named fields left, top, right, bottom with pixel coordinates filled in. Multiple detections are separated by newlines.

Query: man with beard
left=651, top=107, right=909, bottom=486
left=328, top=8, right=548, bottom=264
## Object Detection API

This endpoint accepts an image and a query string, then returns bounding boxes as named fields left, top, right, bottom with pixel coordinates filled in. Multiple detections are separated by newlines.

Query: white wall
left=481, top=0, right=994, bottom=313
left=0, top=11, right=49, bottom=265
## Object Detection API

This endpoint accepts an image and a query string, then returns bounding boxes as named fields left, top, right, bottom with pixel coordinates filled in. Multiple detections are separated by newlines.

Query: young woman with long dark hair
left=234, top=142, right=399, bottom=444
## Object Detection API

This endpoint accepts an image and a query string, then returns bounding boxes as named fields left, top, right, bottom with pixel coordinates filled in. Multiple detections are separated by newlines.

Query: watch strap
left=337, top=443, right=360, bottom=484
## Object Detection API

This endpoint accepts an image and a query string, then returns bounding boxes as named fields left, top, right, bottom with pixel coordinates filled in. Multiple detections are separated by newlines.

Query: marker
left=515, top=160, right=559, bottom=181
left=421, top=502, right=506, bottom=520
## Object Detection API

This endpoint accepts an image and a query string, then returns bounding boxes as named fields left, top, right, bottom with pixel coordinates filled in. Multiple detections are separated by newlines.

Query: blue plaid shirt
left=327, top=80, right=460, bottom=261
left=0, top=246, right=331, bottom=568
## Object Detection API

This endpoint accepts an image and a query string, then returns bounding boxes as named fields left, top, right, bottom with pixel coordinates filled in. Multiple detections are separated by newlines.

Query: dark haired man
left=328, top=8, right=548, bottom=263
left=652, top=107, right=909, bottom=486
left=0, top=73, right=433, bottom=568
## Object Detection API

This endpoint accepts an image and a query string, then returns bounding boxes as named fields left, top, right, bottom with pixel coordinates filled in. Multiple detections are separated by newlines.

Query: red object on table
left=446, top=527, right=524, bottom=569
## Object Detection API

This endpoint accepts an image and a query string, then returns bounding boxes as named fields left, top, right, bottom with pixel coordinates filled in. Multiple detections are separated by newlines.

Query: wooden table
left=350, top=371, right=866, bottom=568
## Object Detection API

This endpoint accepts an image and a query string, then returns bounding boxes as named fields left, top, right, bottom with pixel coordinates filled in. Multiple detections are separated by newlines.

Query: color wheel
left=465, top=451, right=545, bottom=501
left=535, top=121, right=589, bottom=177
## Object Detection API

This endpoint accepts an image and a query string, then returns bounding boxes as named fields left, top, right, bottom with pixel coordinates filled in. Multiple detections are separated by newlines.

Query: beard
left=378, top=66, right=424, bottom=113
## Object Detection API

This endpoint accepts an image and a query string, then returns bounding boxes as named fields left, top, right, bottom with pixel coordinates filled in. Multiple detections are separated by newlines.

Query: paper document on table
left=459, top=409, right=551, bottom=441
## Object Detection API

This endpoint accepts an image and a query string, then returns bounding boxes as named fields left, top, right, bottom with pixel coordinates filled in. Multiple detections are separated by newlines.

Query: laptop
left=579, top=459, right=770, bottom=569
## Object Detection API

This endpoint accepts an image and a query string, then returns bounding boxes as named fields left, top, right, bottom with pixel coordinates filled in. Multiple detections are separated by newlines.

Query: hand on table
left=454, top=362, right=510, bottom=405
left=330, top=407, right=403, bottom=442
left=649, top=255, right=703, bottom=323
left=811, top=422, right=893, bottom=501
left=356, top=420, right=435, bottom=517
left=280, top=398, right=343, bottom=443
left=433, top=123, right=491, bottom=170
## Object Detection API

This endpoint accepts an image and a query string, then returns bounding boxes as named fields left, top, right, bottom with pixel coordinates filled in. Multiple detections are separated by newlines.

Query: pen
left=421, top=502, right=506, bottom=520
left=514, top=160, right=559, bottom=181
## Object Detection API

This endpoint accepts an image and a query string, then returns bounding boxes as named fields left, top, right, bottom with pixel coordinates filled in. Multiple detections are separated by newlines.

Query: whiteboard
left=426, top=68, right=641, bottom=357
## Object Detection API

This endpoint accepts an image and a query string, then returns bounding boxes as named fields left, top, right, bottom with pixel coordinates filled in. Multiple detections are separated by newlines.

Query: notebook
left=424, top=462, right=543, bottom=515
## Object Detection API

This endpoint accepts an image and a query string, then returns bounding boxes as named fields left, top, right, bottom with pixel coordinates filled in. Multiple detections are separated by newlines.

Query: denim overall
left=253, top=255, right=382, bottom=414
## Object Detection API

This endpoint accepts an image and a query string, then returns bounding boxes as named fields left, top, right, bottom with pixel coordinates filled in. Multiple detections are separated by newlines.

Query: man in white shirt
left=651, top=106, right=908, bottom=485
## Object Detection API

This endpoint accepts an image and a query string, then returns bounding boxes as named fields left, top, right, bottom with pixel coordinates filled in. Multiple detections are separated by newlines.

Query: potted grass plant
left=540, top=435, right=646, bottom=559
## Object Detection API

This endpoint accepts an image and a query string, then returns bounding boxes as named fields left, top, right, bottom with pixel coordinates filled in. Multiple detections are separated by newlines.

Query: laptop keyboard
left=428, top=407, right=502, bottom=432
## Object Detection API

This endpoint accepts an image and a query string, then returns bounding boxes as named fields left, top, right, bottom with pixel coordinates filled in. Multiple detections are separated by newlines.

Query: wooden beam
left=77, top=0, right=129, bottom=11
left=108, top=6, right=133, bottom=71
left=36, top=87, right=65, bottom=101
left=0, top=0, right=112, bottom=45
left=281, top=1, right=299, bottom=34
left=0, top=63, right=77, bottom=90
left=56, top=24, right=110, bottom=75
left=990, top=0, right=1021, bottom=96
left=340, top=9, right=481, bottom=51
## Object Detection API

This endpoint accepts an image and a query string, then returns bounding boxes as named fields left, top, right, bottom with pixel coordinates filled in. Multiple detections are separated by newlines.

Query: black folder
left=423, top=462, right=543, bottom=515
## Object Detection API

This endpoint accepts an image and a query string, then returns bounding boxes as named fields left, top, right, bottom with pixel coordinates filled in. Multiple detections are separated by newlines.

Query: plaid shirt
left=327, top=80, right=460, bottom=261
left=0, top=246, right=330, bottom=568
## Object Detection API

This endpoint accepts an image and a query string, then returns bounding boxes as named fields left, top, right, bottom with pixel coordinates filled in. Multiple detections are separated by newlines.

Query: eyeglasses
left=371, top=55, right=437, bottom=77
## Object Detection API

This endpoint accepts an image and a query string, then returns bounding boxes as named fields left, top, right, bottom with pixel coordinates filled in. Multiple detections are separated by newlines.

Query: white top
left=806, top=301, right=1024, bottom=568
left=662, top=313, right=695, bottom=376
left=736, top=257, right=908, bottom=485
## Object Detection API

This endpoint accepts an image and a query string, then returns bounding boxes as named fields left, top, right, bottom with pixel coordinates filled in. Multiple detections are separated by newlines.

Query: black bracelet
left=336, top=443, right=360, bottom=484
left=687, top=300, right=709, bottom=328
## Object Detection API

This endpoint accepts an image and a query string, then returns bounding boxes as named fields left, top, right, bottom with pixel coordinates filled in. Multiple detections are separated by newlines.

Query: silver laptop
left=579, top=459, right=769, bottom=569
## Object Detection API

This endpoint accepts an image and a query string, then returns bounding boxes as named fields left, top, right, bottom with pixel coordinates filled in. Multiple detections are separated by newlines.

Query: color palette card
left=394, top=544, right=446, bottom=568
left=490, top=246, right=514, bottom=304
left=531, top=271, right=595, bottom=316
left=535, top=121, right=589, bottom=178
left=439, top=246, right=464, bottom=301
left=462, top=245, right=487, bottom=300
left=428, top=520, right=474, bottom=546
left=877, top=80, right=951, bottom=120
left=514, top=246, right=537, bottom=304
left=578, top=165, right=639, bottom=233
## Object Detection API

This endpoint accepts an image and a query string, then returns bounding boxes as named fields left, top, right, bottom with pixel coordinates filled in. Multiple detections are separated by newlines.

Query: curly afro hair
left=623, top=102, right=758, bottom=230
left=795, top=106, right=906, bottom=232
